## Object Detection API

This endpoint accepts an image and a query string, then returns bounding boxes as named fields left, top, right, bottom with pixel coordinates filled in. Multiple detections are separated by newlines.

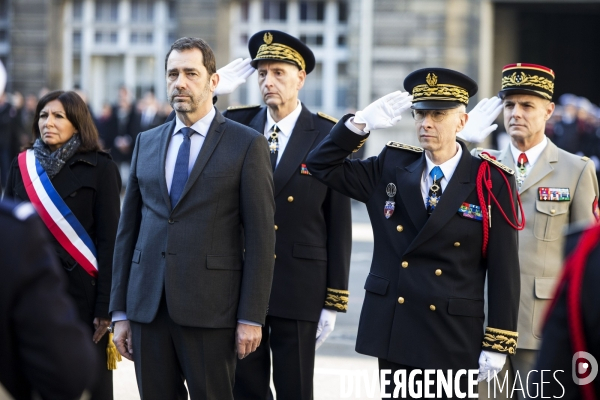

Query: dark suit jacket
left=0, top=201, right=98, bottom=400
left=223, top=105, right=352, bottom=322
left=4, top=151, right=122, bottom=323
left=306, top=115, right=520, bottom=371
left=110, top=108, right=275, bottom=327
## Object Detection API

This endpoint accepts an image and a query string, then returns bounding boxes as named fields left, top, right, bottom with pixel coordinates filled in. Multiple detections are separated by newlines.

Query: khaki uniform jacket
left=474, top=138, right=599, bottom=349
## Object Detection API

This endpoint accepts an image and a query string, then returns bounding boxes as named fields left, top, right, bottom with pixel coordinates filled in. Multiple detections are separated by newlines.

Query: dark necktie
left=268, top=125, right=279, bottom=171
left=426, top=166, right=444, bottom=215
left=170, top=127, right=194, bottom=208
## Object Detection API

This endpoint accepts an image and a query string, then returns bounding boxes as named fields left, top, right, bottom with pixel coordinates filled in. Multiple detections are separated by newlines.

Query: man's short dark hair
left=165, top=37, right=217, bottom=75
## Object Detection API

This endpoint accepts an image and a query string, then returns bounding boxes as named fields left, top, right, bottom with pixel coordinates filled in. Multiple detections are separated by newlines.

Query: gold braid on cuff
left=482, top=327, right=519, bottom=355
left=324, top=288, right=349, bottom=312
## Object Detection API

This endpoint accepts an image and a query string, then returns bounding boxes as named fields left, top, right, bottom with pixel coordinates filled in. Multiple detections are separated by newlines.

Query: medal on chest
left=384, top=183, right=397, bottom=219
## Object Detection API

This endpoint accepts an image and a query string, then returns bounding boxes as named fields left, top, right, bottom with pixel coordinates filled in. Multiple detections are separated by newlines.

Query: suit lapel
left=405, top=142, right=475, bottom=254
left=273, top=105, right=319, bottom=197
left=396, top=155, right=428, bottom=232
left=159, top=120, right=176, bottom=209
left=248, top=107, right=267, bottom=135
left=519, top=139, right=557, bottom=194
left=172, top=110, right=226, bottom=211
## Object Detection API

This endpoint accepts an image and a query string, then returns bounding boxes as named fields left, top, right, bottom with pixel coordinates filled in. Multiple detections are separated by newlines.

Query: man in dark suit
left=307, top=68, right=521, bottom=396
left=110, top=37, right=275, bottom=400
left=224, top=30, right=352, bottom=400
left=0, top=200, right=98, bottom=399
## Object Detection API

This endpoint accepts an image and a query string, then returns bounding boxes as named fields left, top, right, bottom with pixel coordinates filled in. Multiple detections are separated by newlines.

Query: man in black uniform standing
left=225, top=30, right=352, bottom=400
left=0, top=201, right=98, bottom=399
left=307, top=68, right=521, bottom=396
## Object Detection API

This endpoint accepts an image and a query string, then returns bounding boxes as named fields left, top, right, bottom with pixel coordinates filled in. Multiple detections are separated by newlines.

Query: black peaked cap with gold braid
left=499, top=63, right=555, bottom=101
left=248, top=30, right=316, bottom=74
left=403, top=67, right=478, bottom=110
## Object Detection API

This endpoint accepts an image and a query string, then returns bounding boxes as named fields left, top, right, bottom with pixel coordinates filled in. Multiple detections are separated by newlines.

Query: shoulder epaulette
left=317, top=112, right=338, bottom=124
left=582, top=156, right=590, bottom=162
left=386, top=141, right=423, bottom=153
left=226, top=104, right=261, bottom=111
left=479, top=153, right=514, bottom=175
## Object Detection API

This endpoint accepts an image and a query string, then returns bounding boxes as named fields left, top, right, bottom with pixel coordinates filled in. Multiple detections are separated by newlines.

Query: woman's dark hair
left=29, top=90, right=102, bottom=152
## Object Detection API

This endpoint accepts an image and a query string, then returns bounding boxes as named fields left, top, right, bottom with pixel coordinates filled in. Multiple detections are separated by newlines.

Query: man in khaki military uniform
left=465, top=63, right=599, bottom=399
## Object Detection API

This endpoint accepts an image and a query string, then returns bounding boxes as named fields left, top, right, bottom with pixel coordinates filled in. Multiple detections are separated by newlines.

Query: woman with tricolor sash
left=3, top=90, right=121, bottom=399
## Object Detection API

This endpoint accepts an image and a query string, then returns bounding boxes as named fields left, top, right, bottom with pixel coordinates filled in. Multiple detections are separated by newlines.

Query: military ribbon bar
left=18, top=150, right=98, bottom=278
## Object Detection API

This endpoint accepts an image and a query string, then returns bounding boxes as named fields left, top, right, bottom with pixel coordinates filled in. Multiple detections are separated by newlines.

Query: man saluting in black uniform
left=307, top=68, right=521, bottom=397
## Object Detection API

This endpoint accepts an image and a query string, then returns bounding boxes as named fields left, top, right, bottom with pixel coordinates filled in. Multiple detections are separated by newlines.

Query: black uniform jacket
left=532, top=223, right=600, bottom=399
left=223, top=104, right=352, bottom=322
left=306, top=115, right=520, bottom=370
left=0, top=201, right=98, bottom=400
left=4, top=151, right=122, bottom=323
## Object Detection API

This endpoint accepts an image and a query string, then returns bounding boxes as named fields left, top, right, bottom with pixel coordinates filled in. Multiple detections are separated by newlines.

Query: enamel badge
left=458, top=202, right=483, bottom=221
left=300, top=164, right=311, bottom=175
left=384, top=183, right=397, bottom=219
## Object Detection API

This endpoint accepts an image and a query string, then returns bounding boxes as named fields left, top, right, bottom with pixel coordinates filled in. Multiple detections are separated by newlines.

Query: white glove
left=214, top=58, right=255, bottom=96
left=354, top=91, right=413, bottom=133
left=315, top=309, right=337, bottom=350
left=457, top=97, right=503, bottom=143
left=477, top=350, right=507, bottom=382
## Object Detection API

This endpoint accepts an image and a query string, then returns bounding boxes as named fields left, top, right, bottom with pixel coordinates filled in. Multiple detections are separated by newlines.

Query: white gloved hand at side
left=354, top=91, right=413, bottom=132
left=477, top=350, right=507, bottom=382
left=457, top=97, right=503, bottom=143
left=214, top=58, right=255, bottom=96
left=315, top=309, right=337, bottom=350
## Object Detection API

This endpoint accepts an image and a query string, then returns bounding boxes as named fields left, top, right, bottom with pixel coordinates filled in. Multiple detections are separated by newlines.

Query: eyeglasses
left=411, top=110, right=463, bottom=122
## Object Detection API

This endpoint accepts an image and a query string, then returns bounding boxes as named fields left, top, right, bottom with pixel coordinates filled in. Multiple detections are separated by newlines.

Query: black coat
left=223, top=105, right=352, bottom=322
left=531, top=224, right=600, bottom=399
left=4, top=151, right=122, bottom=324
left=306, top=115, right=521, bottom=370
left=0, top=200, right=98, bottom=400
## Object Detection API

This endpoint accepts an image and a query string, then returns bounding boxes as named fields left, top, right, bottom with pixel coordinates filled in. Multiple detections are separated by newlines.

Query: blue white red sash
left=18, top=150, right=98, bottom=278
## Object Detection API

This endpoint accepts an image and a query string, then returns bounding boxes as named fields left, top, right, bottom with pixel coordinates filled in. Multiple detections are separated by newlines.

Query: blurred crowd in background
left=3, top=87, right=600, bottom=189
left=0, top=86, right=173, bottom=189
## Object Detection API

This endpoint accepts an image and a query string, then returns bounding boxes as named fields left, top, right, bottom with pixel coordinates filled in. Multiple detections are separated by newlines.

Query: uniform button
left=401, top=261, right=408, bottom=268
left=430, top=305, right=436, bottom=311
left=274, top=225, right=278, bottom=230
left=397, top=225, right=404, bottom=232
left=398, top=297, right=405, bottom=304
left=274, top=254, right=277, bottom=259
left=550, top=209, right=556, bottom=215
left=91, top=280, right=96, bottom=286
left=168, top=219, right=174, bottom=224
left=435, top=269, right=442, bottom=276
left=288, top=196, right=294, bottom=202
left=454, top=242, right=460, bottom=247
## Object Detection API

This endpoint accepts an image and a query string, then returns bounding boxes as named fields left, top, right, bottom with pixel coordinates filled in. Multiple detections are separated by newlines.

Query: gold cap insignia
left=426, top=73, right=438, bottom=87
left=263, top=32, right=273, bottom=45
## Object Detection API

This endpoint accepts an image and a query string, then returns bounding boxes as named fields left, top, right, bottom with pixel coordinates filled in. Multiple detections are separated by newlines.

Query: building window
left=338, top=0, right=348, bottom=22
left=240, top=33, right=249, bottom=46
left=73, top=31, right=82, bottom=50
left=131, top=0, right=154, bottom=22
left=168, top=31, right=177, bottom=46
left=300, top=34, right=324, bottom=46
left=241, top=1, right=250, bottom=22
left=131, top=31, right=153, bottom=44
left=300, top=1, right=325, bottom=22
left=299, top=62, right=322, bottom=107
left=95, top=0, right=119, bottom=22
left=95, top=31, right=119, bottom=43
left=336, top=62, right=349, bottom=109
left=168, top=1, right=177, bottom=20
left=0, top=0, right=8, bottom=19
left=337, top=34, right=346, bottom=47
left=263, top=1, right=287, bottom=21
left=73, top=0, right=83, bottom=20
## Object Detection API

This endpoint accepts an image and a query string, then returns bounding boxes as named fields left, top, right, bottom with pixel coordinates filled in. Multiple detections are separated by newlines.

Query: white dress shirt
left=509, top=136, right=548, bottom=174
left=264, top=100, right=303, bottom=166
left=165, top=107, right=216, bottom=192
left=420, top=143, right=463, bottom=207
